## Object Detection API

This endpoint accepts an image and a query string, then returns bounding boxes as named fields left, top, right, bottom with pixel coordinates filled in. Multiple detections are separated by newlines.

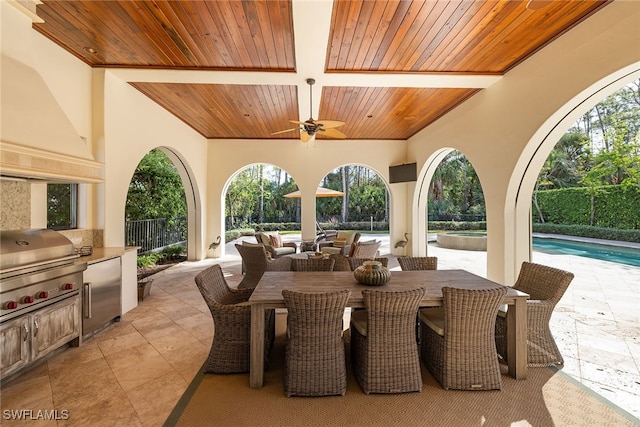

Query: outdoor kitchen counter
left=76, top=247, right=138, bottom=265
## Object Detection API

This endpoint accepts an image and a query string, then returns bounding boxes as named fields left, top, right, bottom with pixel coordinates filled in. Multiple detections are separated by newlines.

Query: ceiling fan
left=271, top=78, right=346, bottom=143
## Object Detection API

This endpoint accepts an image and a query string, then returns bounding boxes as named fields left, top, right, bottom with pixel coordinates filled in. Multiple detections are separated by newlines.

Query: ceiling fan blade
left=289, top=120, right=308, bottom=126
left=270, top=128, right=298, bottom=136
left=315, top=120, right=345, bottom=129
left=319, top=128, right=346, bottom=139
left=300, top=131, right=314, bottom=143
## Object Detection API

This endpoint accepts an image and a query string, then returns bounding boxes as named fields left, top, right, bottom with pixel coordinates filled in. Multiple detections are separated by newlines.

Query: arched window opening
left=224, top=164, right=297, bottom=231
left=125, top=149, right=187, bottom=255
left=317, top=165, right=389, bottom=232
left=425, top=150, right=488, bottom=276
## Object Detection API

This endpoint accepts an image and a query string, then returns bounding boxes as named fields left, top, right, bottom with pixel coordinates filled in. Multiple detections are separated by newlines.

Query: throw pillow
left=269, top=232, right=282, bottom=248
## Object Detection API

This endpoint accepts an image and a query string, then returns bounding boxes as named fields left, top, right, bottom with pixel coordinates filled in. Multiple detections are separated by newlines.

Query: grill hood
left=0, top=228, right=75, bottom=271
left=0, top=54, right=103, bottom=182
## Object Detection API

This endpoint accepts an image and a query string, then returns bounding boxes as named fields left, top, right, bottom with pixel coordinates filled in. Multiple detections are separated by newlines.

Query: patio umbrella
left=283, top=187, right=345, bottom=198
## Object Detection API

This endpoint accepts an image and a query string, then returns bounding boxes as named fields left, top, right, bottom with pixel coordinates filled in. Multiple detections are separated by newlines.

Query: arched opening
left=124, top=147, right=202, bottom=261
left=223, top=163, right=297, bottom=231
left=507, top=65, right=640, bottom=281
left=506, top=66, right=640, bottom=416
left=417, top=149, right=488, bottom=275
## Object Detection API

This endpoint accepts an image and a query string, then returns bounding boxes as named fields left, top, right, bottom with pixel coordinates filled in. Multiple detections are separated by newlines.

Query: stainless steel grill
left=1, top=229, right=86, bottom=321
left=1, top=229, right=87, bottom=380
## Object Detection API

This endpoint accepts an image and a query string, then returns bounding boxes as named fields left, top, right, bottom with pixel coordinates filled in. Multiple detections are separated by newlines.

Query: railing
left=125, top=217, right=187, bottom=254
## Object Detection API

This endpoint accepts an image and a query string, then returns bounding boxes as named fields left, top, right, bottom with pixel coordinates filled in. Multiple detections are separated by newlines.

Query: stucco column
left=299, top=183, right=317, bottom=243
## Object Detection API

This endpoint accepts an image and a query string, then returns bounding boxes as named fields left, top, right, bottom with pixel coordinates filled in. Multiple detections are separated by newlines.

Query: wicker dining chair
left=495, top=261, right=574, bottom=367
left=195, top=264, right=275, bottom=374
left=397, top=256, right=438, bottom=271
left=350, top=288, right=426, bottom=394
left=348, top=257, right=389, bottom=271
left=282, top=289, right=351, bottom=397
left=328, top=254, right=351, bottom=271
left=235, top=243, right=292, bottom=289
left=420, top=285, right=507, bottom=390
left=291, top=257, right=335, bottom=271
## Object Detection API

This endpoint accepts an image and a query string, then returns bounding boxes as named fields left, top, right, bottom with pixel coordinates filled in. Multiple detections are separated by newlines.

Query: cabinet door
left=31, top=296, right=80, bottom=361
left=0, top=316, right=30, bottom=379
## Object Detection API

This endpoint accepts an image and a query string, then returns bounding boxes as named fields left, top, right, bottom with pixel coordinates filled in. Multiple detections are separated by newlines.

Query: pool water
left=532, top=238, right=640, bottom=267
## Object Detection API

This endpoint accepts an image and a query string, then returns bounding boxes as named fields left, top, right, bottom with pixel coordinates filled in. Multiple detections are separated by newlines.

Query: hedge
left=533, top=185, right=639, bottom=229
left=253, top=222, right=391, bottom=233
left=251, top=220, right=490, bottom=233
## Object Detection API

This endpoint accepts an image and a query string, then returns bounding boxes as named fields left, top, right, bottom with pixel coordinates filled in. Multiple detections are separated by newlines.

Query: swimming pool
left=532, top=237, right=640, bottom=267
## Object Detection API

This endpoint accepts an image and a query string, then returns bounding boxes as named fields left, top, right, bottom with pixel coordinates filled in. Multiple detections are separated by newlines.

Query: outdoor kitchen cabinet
left=0, top=296, right=80, bottom=379
left=31, top=296, right=81, bottom=360
left=0, top=315, right=30, bottom=378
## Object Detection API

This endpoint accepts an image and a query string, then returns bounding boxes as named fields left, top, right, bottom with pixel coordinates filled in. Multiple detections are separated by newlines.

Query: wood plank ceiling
left=33, top=0, right=609, bottom=141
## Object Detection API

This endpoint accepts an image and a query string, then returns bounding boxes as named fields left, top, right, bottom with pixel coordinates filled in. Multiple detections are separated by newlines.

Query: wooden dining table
left=249, top=269, right=529, bottom=388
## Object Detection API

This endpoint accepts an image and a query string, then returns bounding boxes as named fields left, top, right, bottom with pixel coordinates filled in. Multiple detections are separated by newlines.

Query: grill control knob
left=3, top=301, right=18, bottom=310
left=36, top=291, right=49, bottom=299
left=21, top=296, right=35, bottom=304
left=62, top=283, right=74, bottom=290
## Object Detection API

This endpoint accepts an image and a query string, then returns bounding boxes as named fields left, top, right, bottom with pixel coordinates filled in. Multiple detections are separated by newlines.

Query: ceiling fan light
left=273, top=78, right=347, bottom=141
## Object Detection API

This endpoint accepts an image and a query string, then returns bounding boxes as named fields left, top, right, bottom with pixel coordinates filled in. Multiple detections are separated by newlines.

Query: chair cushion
left=350, top=309, right=368, bottom=336
left=255, top=232, right=271, bottom=246
left=337, top=231, right=356, bottom=246
left=272, top=246, right=295, bottom=256
left=419, top=307, right=445, bottom=336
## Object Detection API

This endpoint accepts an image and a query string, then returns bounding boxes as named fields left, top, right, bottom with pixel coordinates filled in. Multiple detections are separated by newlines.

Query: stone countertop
left=75, top=247, right=138, bottom=265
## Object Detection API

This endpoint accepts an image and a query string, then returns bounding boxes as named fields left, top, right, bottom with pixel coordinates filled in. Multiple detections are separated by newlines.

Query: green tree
left=125, top=149, right=186, bottom=222
left=582, top=125, right=640, bottom=188
left=225, top=165, right=299, bottom=227
left=226, top=168, right=261, bottom=228
left=47, top=183, right=76, bottom=229
left=316, top=165, right=388, bottom=223
left=537, top=132, right=591, bottom=190
left=429, top=151, right=485, bottom=220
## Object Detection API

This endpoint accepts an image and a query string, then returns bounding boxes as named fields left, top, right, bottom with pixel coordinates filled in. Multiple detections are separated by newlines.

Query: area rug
left=165, top=316, right=638, bottom=427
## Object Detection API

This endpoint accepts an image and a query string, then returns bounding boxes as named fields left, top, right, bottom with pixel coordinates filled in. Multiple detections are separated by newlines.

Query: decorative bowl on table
left=353, top=260, right=390, bottom=286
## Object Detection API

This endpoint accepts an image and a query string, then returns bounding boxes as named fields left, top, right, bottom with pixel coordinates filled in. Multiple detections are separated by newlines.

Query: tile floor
left=1, top=234, right=638, bottom=426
